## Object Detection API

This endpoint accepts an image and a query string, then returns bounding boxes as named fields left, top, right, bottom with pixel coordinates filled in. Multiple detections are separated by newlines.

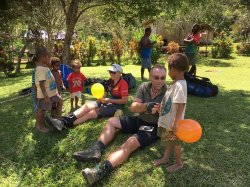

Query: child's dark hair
left=50, top=57, right=61, bottom=66
left=32, top=55, right=38, bottom=63
left=145, top=27, right=151, bottom=32
left=168, top=53, right=189, bottom=72
left=35, top=45, right=49, bottom=59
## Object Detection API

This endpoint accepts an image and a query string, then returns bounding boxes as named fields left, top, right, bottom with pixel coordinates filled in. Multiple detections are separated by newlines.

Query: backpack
left=19, top=87, right=32, bottom=95
left=122, top=73, right=136, bottom=90
left=184, top=73, right=218, bottom=97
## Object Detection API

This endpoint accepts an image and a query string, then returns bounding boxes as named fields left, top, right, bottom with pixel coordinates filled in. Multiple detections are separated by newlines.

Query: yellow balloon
left=91, top=83, right=105, bottom=99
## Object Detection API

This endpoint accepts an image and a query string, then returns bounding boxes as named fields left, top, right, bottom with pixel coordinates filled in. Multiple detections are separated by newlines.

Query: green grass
left=0, top=53, right=250, bottom=187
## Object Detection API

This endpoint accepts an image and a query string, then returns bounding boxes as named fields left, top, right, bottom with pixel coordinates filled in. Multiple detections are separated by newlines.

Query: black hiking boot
left=82, top=160, right=113, bottom=186
left=45, top=116, right=64, bottom=131
left=73, top=141, right=105, bottom=162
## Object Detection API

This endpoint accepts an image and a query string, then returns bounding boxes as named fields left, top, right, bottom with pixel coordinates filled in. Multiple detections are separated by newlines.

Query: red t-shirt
left=110, top=79, right=128, bottom=98
left=67, top=72, right=87, bottom=93
left=192, top=32, right=200, bottom=45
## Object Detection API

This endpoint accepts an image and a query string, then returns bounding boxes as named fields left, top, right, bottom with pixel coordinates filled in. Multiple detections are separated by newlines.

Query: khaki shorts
left=36, top=95, right=62, bottom=111
left=70, top=91, right=82, bottom=99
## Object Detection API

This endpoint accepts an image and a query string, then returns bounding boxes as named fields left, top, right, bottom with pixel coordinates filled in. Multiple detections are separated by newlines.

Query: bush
left=150, top=35, right=163, bottom=64
left=167, top=41, right=179, bottom=54
left=236, top=43, right=250, bottom=55
left=212, top=33, right=233, bottom=58
left=0, top=60, right=15, bottom=77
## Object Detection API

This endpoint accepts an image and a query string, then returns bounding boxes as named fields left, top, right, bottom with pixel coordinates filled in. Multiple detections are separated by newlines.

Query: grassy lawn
left=0, top=52, right=250, bottom=187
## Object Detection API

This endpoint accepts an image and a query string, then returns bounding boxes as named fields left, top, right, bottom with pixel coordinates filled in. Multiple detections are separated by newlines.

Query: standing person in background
left=139, top=27, right=156, bottom=80
left=67, top=59, right=87, bottom=111
left=184, top=24, right=200, bottom=76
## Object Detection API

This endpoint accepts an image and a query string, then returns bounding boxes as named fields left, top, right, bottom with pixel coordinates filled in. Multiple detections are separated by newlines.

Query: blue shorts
left=120, top=116, right=159, bottom=147
left=141, top=58, right=152, bottom=69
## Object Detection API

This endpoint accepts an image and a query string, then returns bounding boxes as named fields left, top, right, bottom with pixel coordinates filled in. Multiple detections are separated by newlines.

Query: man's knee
left=87, top=109, right=98, bottom=119
left=121, top=137, right=140, bottom=153
left=106, top=117, right=121, bottom=129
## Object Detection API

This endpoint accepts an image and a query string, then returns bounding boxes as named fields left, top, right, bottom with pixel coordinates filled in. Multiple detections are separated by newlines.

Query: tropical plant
left=236, top=43, right=250, bottom=55
left=150, top=34, right=163, bottom=64
left=111, top=38, right=124, bottom=64
left=167, top=41, right=180, bottom=54
left=87, top=36, right=97, bottom=66
left=212, top=32, right=233, bottom=58
left=97, top=40, right=109, bottom=65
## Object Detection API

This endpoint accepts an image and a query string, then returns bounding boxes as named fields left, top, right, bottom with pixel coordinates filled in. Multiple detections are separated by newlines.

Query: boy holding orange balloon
left=152, top=53, right=189, bottom=173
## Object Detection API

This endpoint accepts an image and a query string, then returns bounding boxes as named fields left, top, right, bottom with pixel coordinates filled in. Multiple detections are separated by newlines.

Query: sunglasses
left=109, top=71, right=117, bottom=74
left=153, top=76, right=166, bottom=80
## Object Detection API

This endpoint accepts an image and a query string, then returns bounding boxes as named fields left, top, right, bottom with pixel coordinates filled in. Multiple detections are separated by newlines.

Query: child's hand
left=172, top=121, right=178, bottom=134
left=100, top=98, right=110, bottom=104
left=151, top=103, right=160, bottom=114
left=44, top=96, right=51, bottom=105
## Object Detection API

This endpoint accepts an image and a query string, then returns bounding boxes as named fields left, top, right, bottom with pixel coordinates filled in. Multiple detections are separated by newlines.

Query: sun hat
left=108, top=64, right=123, bottom=73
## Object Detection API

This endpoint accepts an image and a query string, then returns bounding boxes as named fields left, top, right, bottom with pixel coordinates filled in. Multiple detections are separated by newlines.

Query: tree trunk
left=15, top=44, right=27, bottom=73
left=62, top=26, right=75, bottom=64
left=61, top=0, right=79, bottom=64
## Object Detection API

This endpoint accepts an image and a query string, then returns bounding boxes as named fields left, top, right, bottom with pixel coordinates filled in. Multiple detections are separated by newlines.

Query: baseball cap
left=108, top=64, right=123, bottom=73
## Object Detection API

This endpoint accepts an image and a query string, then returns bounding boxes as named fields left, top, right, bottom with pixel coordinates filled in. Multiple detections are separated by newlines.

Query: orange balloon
left=176, top=119, right=202, bottom=143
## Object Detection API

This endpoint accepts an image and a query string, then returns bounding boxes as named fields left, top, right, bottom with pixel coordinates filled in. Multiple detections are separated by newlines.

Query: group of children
left=31, top=45, right=190, bottom=174
left=32, top=46, right=87, bottom=133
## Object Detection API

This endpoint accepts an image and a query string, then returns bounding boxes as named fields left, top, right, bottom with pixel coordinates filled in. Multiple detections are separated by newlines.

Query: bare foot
left=36, top=125, right=50, bottom=133
left=152, top=158, right=169, bottom=166
left=166, top=163, right=183, bottom=173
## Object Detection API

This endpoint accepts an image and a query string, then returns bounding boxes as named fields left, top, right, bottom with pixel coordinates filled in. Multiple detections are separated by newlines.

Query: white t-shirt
left=158, top=80, right=187, bottom=130
left=35, top=66, right=58, bottom=98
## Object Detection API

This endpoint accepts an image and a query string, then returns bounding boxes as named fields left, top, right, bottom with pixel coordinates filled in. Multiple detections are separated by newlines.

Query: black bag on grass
left=184, top=73, right=218, bottom=97
left=122, top=73, right=136, bottom=90
left=19, top=87, right=32, bottom=95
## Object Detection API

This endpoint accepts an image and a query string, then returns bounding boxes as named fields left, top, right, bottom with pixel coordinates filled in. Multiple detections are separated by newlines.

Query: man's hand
left=146, top=102, right=158, bottom=113
left=151, top=103, right=160, bottom=114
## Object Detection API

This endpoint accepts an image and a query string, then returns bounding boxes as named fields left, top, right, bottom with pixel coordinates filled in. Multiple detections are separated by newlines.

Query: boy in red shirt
left=67, top=59, right=87, bottom=110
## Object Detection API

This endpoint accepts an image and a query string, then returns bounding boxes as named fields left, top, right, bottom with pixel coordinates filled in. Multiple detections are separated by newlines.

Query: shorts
left=70, top=91, right=82, bottom=99
left=141, top=58, right=152, bottom=69
left=93, top=101, right=120, bottom=118
left=120, top=116, right=159, bottom=147
left=36, top=95, right=62, bottom=112
left=157, top=127, right=181, bottom=146
left=185, top=53, right=197, bottom=65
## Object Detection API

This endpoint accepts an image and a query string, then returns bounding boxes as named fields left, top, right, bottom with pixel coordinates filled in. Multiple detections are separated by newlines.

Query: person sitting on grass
left=74, top=64, right=167, bottom=186
left=67, top=59, right=87, bottom=111
left=45, top=64, right=129, bottom=131
left=152, top=53, right=189, bottom=173
left=34, top=46, right=63, bottom=133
